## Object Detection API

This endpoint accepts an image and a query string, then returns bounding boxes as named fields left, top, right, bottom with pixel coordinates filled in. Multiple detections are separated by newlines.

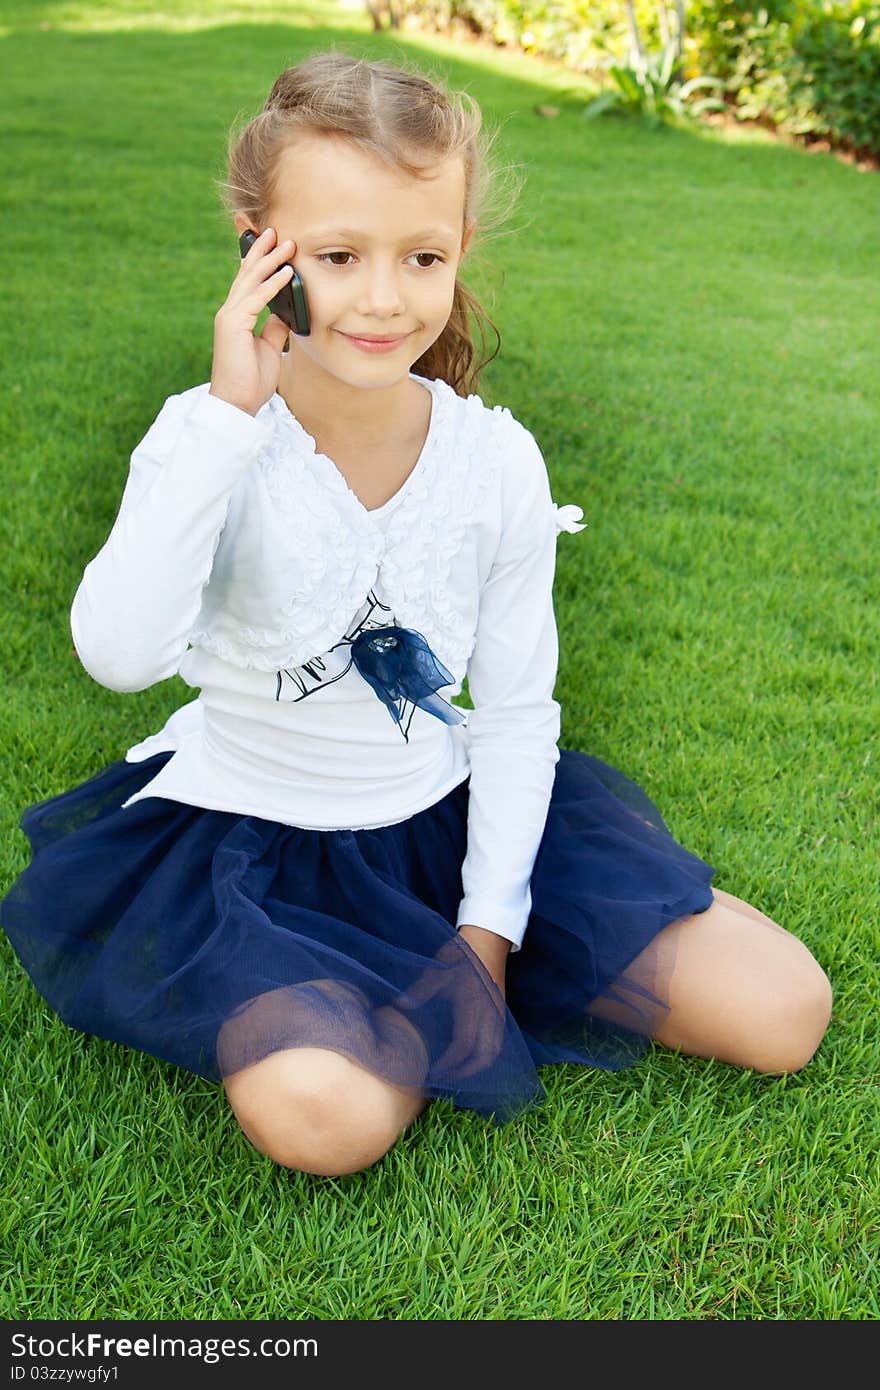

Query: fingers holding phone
left=238, top=227, right=310, bottom=339
left=210, top=227, right=308, bottom=418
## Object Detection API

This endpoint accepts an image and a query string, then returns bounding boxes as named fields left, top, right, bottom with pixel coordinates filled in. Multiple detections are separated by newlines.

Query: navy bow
left=350, top=626, right=466, bottom=729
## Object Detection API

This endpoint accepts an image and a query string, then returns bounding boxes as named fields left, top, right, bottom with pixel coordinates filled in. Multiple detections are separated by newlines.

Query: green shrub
left=395, top=0, right=880, bottom=156
left=791, top=0, right=880, bottom=151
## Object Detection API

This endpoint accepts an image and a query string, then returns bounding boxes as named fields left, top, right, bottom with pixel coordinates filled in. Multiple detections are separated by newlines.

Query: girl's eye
left=315, top=251, right=446, bottom=269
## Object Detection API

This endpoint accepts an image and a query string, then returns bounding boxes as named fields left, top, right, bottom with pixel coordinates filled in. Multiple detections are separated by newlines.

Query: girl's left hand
left=397, top=924, right=510, bottom=1079
left=457, top=923, right=510, bottom=1001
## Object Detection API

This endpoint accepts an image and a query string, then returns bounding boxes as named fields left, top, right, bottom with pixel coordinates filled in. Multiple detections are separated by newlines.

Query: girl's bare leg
left=219, top=982, right=430, bottom=1176
left=647, top=887, right=832, bottom=1072
left=224, top=1045, right=429, bottom=1176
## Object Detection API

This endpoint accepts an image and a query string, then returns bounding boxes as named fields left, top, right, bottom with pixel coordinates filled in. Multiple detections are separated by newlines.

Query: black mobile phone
left=239, top=228, right=311, bottom=336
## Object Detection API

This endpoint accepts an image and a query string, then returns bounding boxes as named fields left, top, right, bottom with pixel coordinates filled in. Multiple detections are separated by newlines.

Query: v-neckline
left=270, top=372, right=439, bottom=519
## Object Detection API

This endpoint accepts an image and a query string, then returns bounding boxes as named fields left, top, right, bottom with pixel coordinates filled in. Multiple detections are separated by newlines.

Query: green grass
left=1, top=0, right=878, bottom=1322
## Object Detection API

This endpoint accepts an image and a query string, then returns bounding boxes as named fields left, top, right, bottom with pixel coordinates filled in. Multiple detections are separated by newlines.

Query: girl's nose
left=357, top=265, right=407, bottom=316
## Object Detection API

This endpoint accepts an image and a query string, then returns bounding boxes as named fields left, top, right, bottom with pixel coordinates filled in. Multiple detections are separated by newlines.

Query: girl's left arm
left=457, top=922, right=511, bottom=998
left=454, top=413, right=584, bottom=961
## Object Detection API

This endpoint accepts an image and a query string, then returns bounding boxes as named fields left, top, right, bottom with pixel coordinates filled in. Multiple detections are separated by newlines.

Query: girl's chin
left=280, top=337, right=422, bottom=378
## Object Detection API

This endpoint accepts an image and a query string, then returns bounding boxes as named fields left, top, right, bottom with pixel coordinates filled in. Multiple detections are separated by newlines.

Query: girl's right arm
left=70, top=228, right=297, bottom=693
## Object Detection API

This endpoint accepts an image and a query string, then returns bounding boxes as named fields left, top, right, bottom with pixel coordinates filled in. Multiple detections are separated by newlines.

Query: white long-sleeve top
left=70, top=371, right=586, bottom=952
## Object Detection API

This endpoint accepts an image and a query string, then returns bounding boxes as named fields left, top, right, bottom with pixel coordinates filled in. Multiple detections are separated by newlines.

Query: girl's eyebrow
left=305, top=226, right=458, bottom=244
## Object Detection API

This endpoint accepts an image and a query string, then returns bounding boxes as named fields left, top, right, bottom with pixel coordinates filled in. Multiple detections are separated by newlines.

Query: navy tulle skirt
left=0, top=747, right=715, bottom=1126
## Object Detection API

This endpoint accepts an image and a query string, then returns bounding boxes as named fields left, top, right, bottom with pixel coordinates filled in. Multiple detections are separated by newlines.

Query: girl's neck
left=276, top=347, right=426, bottom=451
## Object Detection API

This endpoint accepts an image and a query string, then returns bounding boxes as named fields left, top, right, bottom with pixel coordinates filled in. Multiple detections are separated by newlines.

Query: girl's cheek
left=304, top=283, right=336, bottom=322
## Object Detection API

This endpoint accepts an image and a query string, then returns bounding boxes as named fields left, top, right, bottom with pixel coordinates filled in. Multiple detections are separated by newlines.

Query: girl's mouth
left=338, top=332, right=411, bottom=354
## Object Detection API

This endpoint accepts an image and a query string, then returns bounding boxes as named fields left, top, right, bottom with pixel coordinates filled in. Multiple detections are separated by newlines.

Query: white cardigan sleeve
left=455, top=419, right=585, bottom=954
left=70, top=387, right=273, bottom=693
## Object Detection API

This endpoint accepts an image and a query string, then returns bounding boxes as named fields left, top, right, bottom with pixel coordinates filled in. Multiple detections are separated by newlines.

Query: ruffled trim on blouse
left=186, top=376, right=586, bottom=678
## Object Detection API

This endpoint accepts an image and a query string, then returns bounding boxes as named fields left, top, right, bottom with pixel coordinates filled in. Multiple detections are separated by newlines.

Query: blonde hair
left=214, top=48, right=525, bottom=397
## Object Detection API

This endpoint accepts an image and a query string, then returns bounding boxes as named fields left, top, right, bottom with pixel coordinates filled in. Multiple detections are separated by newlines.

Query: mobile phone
left=239, top=228, right=311, bottom=336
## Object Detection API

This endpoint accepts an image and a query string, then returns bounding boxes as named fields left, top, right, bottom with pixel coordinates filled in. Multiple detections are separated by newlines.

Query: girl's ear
left=460, top=219, right=477, bottom=257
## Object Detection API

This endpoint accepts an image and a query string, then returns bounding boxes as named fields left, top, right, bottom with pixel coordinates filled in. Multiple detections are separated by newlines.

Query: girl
left=0, top=51, right=832, bottom=1178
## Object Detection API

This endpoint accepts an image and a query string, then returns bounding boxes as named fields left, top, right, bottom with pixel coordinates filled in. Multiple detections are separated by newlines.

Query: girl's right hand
left=209, top=227, right=297, bottom=417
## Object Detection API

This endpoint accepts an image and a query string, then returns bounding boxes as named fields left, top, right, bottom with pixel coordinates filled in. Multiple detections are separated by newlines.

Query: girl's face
left=242, top=133, right=474, bottom=386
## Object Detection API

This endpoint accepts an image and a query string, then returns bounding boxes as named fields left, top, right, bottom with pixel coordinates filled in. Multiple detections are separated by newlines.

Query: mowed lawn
left=0, top=0, right=877, bottom=1320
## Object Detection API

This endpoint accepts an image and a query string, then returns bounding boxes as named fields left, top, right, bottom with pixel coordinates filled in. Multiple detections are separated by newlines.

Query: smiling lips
left=340, top=331, right=411, bottom=353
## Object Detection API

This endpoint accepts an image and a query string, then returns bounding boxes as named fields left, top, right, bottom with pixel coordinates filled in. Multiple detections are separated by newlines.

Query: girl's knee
left=654, top=904, right=834, bottom=1075
left=223, top=1045, right=422, bottom=1176
left=747, top=956, right=833, bottom=1074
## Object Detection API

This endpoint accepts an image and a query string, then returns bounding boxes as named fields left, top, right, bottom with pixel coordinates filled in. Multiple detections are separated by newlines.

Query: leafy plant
left=582, top=37, right=728, bottom=127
